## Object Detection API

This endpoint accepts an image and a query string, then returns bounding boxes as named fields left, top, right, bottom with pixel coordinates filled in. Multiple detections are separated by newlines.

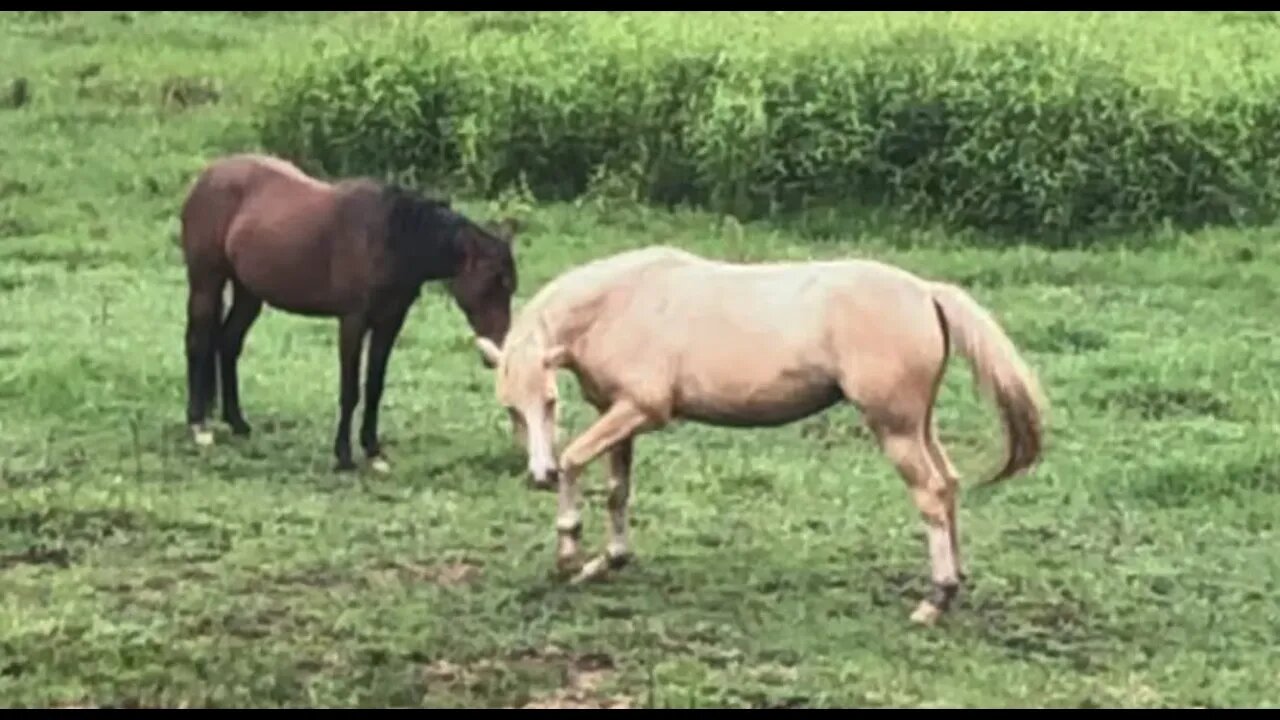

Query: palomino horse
left=180, top=153, right=519, bottom=472
left=475, top=245, right=1045, bottom=625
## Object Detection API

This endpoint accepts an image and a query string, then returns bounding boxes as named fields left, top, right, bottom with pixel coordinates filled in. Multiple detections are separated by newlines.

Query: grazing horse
left=180, top=153, right=519, bottom=472
left=475, top=245, right=1045, bottom=625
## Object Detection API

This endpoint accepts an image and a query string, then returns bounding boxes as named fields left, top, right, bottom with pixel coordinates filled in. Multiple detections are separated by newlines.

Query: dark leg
left=219, top=280, right=263, bottom=436
left=360, top=303, right=411, bottom=472
left=185, top=276, right=224, bottom=445
left=334, top=314, right=368, bottom=472
left=203, top=339, right=219, bottom=420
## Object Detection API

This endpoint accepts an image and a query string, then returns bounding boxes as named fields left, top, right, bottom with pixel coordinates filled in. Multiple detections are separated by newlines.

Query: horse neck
left=385, top=230, right=460, bottom=289
left=524, top=276, right=610, bottom=352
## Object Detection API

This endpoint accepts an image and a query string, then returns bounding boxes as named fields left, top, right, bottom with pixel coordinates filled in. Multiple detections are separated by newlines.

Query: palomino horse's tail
left=929, top=282, right=1046, bottom=484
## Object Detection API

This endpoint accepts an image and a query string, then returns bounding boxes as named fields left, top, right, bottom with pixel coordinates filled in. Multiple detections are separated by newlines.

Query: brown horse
left=180, top=153, right=519, bottom=472
left=476, top=245, right=1046, bottom=625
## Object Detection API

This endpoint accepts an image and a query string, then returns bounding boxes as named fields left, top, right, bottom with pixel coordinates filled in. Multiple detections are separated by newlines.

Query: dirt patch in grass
left=423, top=646, right=633, bottom=709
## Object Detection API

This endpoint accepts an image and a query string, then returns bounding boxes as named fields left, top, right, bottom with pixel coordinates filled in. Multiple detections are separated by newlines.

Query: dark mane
left=379, top=182, right=466, bottom=286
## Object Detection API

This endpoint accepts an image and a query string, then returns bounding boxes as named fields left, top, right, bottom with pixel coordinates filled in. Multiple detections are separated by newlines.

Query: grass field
left=2, top=11, right=1279, bottom=708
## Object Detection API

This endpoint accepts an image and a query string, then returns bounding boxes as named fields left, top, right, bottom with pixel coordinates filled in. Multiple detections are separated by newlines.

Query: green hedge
left=256, top=12, right=1280, bottom=243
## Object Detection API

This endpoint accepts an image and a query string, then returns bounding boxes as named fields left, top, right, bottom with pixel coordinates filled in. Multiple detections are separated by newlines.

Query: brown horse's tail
left=929, top=281, right=1047, bottom=485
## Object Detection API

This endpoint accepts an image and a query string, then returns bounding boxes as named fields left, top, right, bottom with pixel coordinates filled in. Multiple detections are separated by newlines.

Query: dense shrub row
left=256, top=12, right=1280, bottom=243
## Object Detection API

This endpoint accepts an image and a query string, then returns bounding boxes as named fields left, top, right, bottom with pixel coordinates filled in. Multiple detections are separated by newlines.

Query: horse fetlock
left=929, top=580, right=960, bottom=610
left=909, top=578, right=962, bottom=626
left=224, top=415, right=251, bottom=436
left=606, top=547, right=631, bottom=571
left=555, top=516, right=583, bottom=539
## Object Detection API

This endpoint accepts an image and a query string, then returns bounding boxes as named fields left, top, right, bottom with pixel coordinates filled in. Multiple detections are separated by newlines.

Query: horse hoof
left=910, top=600, right=944, bottom=626
left=569, top=555, right=611, bottom=585
left=191, top=426, right=214, bottom=447
left=227, top=422, right=252, bottom=437
left=334, top=460, right=357, bottom=473
left=369, top=457, right=392, bottom=474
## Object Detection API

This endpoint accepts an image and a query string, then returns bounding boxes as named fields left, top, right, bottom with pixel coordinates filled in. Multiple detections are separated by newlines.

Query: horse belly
left=674, top=359, right=843, bottom=428
left=229, top=237, right=361, bottom=316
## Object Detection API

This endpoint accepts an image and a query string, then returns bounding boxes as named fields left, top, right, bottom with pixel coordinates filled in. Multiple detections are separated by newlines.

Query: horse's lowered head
left=380, top=184, right=520, bottom=361
left=476, top=329, right=567, bottom=490
left=447, top=217, right=520, bottom=357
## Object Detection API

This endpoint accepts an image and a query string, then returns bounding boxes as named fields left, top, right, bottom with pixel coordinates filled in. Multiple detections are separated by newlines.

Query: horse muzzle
left=527, top=466, right=559, bottom=492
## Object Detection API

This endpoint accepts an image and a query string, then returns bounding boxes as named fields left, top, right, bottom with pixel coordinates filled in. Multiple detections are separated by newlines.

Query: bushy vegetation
left=259, top=11, right=1280, bottom=244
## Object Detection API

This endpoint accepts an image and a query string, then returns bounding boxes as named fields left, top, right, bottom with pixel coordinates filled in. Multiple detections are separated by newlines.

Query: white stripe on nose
left=526, top=418, right=557, bottom=484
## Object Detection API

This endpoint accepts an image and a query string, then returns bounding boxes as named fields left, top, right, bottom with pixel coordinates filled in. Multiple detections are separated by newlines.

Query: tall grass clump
left=257, top=12, right=1280, bottom=245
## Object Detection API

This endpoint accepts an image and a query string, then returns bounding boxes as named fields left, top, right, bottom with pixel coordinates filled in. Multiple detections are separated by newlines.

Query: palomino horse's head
left=448, top=218, right=520, bottom=362
left=476, top=332, right=566, bottom=490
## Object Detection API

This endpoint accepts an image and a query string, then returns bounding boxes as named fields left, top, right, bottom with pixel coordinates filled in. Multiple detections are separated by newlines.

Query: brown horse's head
left=379, top=185, right=520, bottom=364
left=447, top=218, right=519, bottom=357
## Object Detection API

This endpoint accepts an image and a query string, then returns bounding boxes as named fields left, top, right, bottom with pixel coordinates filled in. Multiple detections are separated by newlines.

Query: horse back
left=180, top=154, right=386, bottom=314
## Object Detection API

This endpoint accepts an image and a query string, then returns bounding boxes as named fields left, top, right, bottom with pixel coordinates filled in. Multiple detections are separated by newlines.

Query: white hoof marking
left=569, top=555, right=610, bottom=585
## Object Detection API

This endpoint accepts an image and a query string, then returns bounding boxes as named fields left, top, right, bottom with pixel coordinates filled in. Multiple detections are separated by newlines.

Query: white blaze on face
left=524, top=398, right=558, bottom=484
left=494, top=336, right=562, bottom=487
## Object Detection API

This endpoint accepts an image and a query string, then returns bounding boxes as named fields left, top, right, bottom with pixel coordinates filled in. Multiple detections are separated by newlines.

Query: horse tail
left=929, top=281, right=1046, bottom=485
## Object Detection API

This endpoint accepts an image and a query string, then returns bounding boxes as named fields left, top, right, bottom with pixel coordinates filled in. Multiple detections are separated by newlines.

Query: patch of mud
left=159, top=75, right=221, bottom=109
left=423, top=646, right=633, bottom=709
left=272, top=560, right=483, bottom=592
left=1020, top=318, right=1109, bottom=354
left=963, top=584, right=1108, bottom=672
left=0, top=546, right=71, bottom=569
left=520, top=652, right=629, bottom=709
left=369, top=559, right=482, bottom=588
left=1092, top=383, right=1233, bottom=421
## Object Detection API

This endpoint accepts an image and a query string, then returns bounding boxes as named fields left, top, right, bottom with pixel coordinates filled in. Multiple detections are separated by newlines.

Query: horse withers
left=180, top=153, right=519, bottom=473
left=475, top=245, right=1046, bottom=626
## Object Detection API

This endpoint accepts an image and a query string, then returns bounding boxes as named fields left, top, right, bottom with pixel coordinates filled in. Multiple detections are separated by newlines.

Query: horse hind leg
left=843, top=343, right=961, bottom=625
left=185, top=273, right=225, bottom=446
left=870, top=410, right=962, bottom=626
left=218, top=279, right=263, bottom=436
left=925, top=417, right=965, bottom=583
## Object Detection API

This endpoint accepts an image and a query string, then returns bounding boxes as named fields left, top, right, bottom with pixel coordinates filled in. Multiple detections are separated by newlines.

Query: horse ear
left=491, top=217, right=520, bottom=243
left=475, top=337, right=502, bottom=369
left=543, top=344, right=568, bottom=369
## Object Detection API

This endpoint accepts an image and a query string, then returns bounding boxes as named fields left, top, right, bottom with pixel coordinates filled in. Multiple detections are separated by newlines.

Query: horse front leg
left=552, top=400, right=652, bottom=582
left=333, top=314, right=367, bottom=472
left=572, top=436, right=635, bottom=584
left=360, top=303, right=411, bottom=474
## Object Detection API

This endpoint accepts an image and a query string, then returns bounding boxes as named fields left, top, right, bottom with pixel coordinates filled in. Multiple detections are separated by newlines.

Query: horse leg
left=202, top=333, right=218, bottom=422
left=333, top=314, right=368, bottom=472
left=360, top=303, right=411, bottom=474
left=219, top=280, right=263, bottom=436
left=185, top=275, right=224, bottom=446
left=869, top=413, right=961, bottom=626
left=572, top=436, right=635, bottom=584
left=925, top=417, right=965, bottom=583
left=553, top=401, right=652, bottom=582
